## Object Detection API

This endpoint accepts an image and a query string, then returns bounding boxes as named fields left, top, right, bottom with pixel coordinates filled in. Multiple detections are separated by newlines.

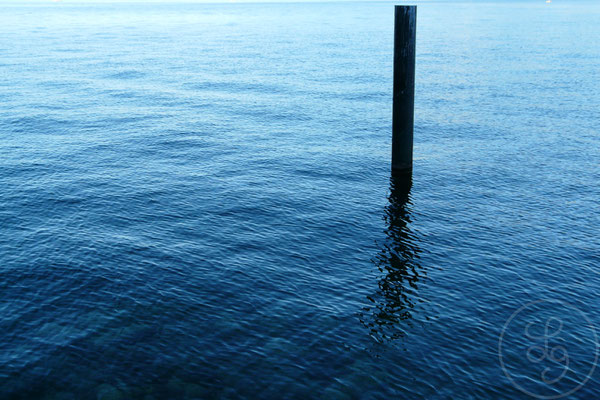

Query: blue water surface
left=1, top=1, right=599, bottom=399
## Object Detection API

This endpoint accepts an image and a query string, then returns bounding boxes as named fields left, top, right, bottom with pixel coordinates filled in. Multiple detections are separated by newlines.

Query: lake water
left=1, top=1, right=599, bottom=398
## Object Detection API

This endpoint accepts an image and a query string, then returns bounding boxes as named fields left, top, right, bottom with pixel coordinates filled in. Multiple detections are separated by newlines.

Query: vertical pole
left=392, top=5, right=416, bottom=175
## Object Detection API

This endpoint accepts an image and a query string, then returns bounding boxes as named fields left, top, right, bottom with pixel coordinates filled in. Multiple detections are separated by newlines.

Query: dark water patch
left=2, top=116, right=72, bottom=135
left=104, top=70, right=146, bottom=80
left=185, top=80, right=287, bottom=95
left=188, top=101, right=211, bottom=109
left=53, top=48, right=85, bottom=54
left=292, top=166, right=367, bottom=183
left=341, top=91, right=387, bottom=101
left=88, top=114, right=170, bottom=128
left=90, top=32, right=118, bottom=38
left=234, top=104, right=312, bottom=122
left=35, top=103, right=71, bottom=111
left=104, top=89, right=141, bottom=99
left=38, top=80, right=84, bottom=90
left=151, top=137, right=212, bottom=151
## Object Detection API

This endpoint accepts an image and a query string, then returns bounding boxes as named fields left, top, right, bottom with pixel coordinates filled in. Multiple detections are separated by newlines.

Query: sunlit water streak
left=1, top=1, right=599, bottom=398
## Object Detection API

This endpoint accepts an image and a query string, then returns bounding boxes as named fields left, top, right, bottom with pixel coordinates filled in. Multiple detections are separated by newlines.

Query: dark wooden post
left=392, top=5, right=416, bottom=175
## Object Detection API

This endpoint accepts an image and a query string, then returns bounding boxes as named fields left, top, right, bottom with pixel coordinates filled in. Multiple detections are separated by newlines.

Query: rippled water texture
left=1, top=1, right=599, bottom=399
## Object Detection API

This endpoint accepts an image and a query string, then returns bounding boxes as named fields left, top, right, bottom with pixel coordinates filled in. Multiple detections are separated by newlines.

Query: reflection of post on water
left=360, top=174, right=425, bottom=342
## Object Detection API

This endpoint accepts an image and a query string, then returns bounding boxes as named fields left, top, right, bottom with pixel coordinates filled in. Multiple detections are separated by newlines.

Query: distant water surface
left=1, top=1, right=599, bottom=399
